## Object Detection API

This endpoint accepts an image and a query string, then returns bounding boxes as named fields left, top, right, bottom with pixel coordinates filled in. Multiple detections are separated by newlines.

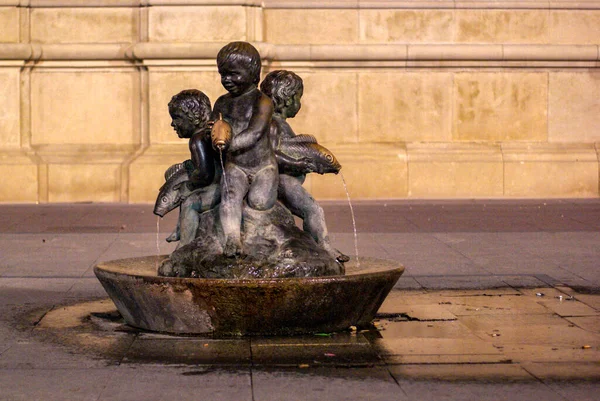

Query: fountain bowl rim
left=94, top=255, right=405, bottom=283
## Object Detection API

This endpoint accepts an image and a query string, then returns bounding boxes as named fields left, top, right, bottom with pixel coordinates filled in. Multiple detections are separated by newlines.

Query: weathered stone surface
left=31, top=70, right=138, bottom=145
left=158, top=202, right=343, bottom=279
left=0, top=68, right=20, bottom=148
left=94, top=256, right=404, bottom=336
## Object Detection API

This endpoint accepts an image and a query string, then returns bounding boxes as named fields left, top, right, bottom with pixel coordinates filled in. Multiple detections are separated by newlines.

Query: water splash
left=340, top=172, right=359, bottom=268
left=219, top=149, right=229, bottom=195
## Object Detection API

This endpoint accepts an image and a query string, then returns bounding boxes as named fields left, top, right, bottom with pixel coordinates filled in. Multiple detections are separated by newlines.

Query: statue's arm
left=229, top=95, right=273, bottom=153
left=188, top=132, right=215, bottom=188
left=209, top=102, right=221, bottom=126
left=275, top=151, right=313, bottom=175
left=269, top=119, right=313, bottom=175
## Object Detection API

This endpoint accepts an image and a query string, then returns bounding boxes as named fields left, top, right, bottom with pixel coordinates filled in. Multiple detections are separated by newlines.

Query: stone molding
left=31, top=144, right=141, bottom=164
left=1, top=43, right=599, bottom=62
left=2, top=141, right=598, bottom=201
left=23, top=142, right=594, bottom=164
left=407, top=142, right=503, bottom=163
left=265, top=1, right=600, bottom=9
left=501, top=142, right=598, bottom=163
left=1, top=1, right=600, bottom=9
left=0, top=0, right=263, bottom=6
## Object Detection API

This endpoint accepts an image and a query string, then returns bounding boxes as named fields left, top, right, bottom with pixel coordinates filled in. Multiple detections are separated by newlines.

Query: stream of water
left=340, top=172, right=360, bottom=268
left=156, top=217, right=161, bottom=268
left=219, top=149, right=229, bottom=195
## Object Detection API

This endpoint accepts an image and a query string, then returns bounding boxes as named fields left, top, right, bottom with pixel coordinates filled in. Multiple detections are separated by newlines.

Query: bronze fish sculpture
left=278, top=135, right=341, bottom=175
left=211, top=113, right=232, bottom=150
left=153, top=161, right=189, bottom=217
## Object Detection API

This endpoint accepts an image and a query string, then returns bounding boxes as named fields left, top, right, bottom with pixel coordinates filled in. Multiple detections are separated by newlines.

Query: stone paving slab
left=252, top=366, right=405, bottom=401
left=0, top=366, right=254, bottom=401
left=373, top=320, right=476, bottom=341
left=538, top=298, right=599, bottom=317
left=373, top=337, right=504, bottom=363
left=566, top=316, right=600, bottom=333
left=388, top=363, right=535, bottom=381
left=500, top=344, right=600, bottom=363
left=462, top=317, right=600, bottom=348
left=123, top=338, right=252, bottom=366
left=0, top=340, right=118, bottom=369
left=0, top=368, right=117, bottom=401
left=99, top=366, right=253, bottom=401
left=391, top=275, right=423, bottom=290
left=251, top=334, right=381, bottom=367
left=522, top=362, right=600, bottom=381
left=394, top=379, right=569, bottom=401
left=544, top=382, right=600, bottom=401
left=64, top=278, right=111, bottom=300
left=0, top=278, right=77, bottom=305
left=378, top=303, right=458, bottom=320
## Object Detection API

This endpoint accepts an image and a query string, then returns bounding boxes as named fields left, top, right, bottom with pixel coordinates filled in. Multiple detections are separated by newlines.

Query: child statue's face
left=169, top=108, right=196, bottom=139
left=219, top=64, right=255, bottom=96
left=282, top=90, right=302, bottom=119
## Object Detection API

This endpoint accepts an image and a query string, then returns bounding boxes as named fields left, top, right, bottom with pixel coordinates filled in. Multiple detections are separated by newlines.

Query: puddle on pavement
left=11, top=287, right=600, bottom=380
left=19, top=299, right=383, bottom=367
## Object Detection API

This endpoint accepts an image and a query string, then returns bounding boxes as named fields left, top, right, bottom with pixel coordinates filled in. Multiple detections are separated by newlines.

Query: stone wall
left=0, top=0, right=598, bottom=202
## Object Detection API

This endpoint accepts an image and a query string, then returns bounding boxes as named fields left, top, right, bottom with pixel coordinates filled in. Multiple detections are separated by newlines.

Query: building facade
left=0, top=0, right=599, bottom=202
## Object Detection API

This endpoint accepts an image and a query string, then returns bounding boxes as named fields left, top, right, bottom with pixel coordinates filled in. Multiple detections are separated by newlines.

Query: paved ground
left=0, top=199, right=599, bottom=400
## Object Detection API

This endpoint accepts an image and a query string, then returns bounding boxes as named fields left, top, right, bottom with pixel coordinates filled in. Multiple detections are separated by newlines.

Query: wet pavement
left=0, top=200, right=599, bottom=400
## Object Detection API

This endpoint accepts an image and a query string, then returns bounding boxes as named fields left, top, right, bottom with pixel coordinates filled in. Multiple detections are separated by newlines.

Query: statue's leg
left=247, top=164, right=278, bottom=211
left=198, top=183, right=221, bottom=212
left=173, top=184, right=221, bottom=249
left=177, top=194, right=200, bottom=249
left=279, top=174, right=349, bottom=263
left=166, top=206, right=181, bottom=242
left=220, top=165, right=248, bottom=257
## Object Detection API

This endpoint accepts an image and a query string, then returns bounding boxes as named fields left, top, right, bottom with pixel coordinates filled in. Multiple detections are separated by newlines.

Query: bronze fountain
left=94, top=42, right=404, bottom=336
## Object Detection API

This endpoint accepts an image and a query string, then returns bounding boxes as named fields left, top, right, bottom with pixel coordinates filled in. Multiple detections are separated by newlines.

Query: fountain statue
left=94, top=42, right=404, bottom=336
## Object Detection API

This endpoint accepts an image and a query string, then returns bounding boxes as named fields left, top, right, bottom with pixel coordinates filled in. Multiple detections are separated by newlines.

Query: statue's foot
left=223, top=238, right=242, bottom=258
left=165, top=230, right=180, bottom=243
left=322, top=242, right=350, bottom=263
left=335, top=251, right=350, bottom=263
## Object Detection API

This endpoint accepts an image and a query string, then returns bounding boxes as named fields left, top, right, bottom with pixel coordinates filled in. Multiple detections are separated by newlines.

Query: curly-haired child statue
left=154, top=42, right=346, bottom=279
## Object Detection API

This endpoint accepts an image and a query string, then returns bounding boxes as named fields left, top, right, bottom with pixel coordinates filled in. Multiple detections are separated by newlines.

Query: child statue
left=260, top=70, right=349, bottom=263
left=154, top=89, right=221, bottom=248
left=212, top=41, right=278, bottom=257
left=156, top=45, right=344, bottom=279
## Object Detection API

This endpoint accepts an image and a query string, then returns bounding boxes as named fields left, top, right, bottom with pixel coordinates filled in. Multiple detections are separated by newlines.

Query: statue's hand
left=178, top=180, right=195, bottom=199
left=297, top=157, right=311, bottom=169
left=295, top=157, right=317, bottom=174
left=299, top=157, right=326, bottom=174
left=202, top=127, right=212, bottom=141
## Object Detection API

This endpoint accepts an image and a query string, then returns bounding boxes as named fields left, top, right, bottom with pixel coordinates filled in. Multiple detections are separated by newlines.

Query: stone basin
left=94, top=256, right=404, bottom=336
